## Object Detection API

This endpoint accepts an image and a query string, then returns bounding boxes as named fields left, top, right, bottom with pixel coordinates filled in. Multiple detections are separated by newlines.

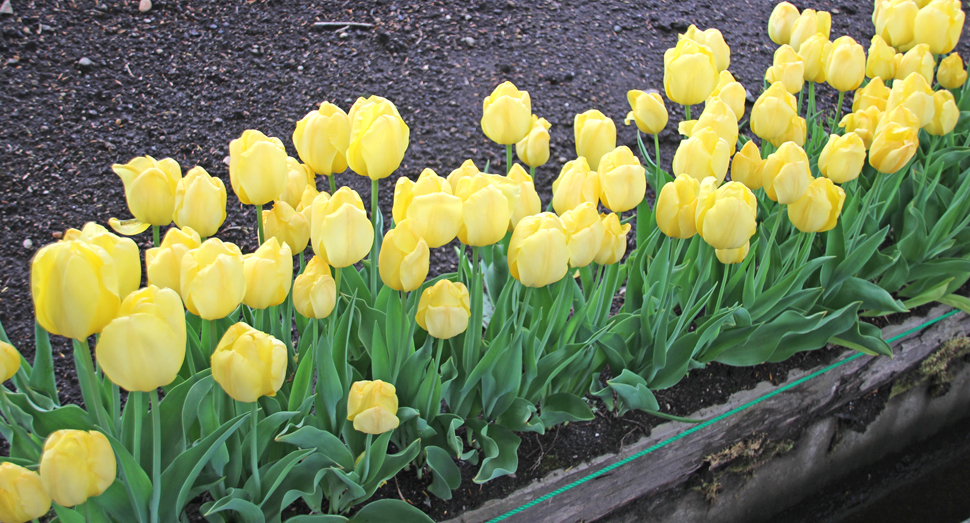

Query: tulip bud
left=211, top=322, right=287, bottom=403
left=180, top=238, right=246, bottom=320
left=789, top=8, right=832, bottom=52
left=924, top=90, right=960, bottom=136
left=173, top=166, right=228, bottom=238
left=695, top=181, right=758, bottom=250
left=406, top=188, right=463, bottom=249
left=869, top=122, right=920, bottom=174
left=347, top=96, right=410, bottom=180
left=279, top=157, right=315, bottom=209
left=938, top=53, right=968, bottom=89
left=852, top=77, right=891, bottom=112
left=296, top=184, right=320, bottom=220
left=680, top=25, right=731, bottom=72
left=243, top=238, right=293, bottom=310
left=818, top=133, right=867, bottom=184
left=798, top=33, right=830, bottom=83
left=656, top=174, right=700, bottom=239
left=447, top=159, right=480, bottom=190
left=769, top=115, right=807, bottom=148
left=574, top=110, right=617, bottom=171
left=788, top=177, right=846, bottom=233
left=840, top=106, right=883, bottom=149
left=454, top=175, right=512, bottom=247
left=32, top=240, right=120, bottom=340
left=913, top=0, right=965, bottom=55
left=716, top=241, right=750, bottom=264
left=292, top=101, right=350, bottom=176
left=394, top=169, right=455, bottom=228
left=596, top=146, right=646, bottom=213
left=766, top=45, right=805, bottom=94
left=0, top=462, right=50, bottom=523
left=263, top=201, right=311, bottom=254
left=768, top=2, right=800, bottom=45
left=875, top=0, right=919, bottom=50
left=551, top=157, right=600, bottom=215
left=594, top=213, right=632, bottom=265
left=509, top=213, right=570, bottom=288
left=483, top=174, right=523, bottom=231
left=68, top=222, right=141, bottom=300
left=229, top=130, right=289, bottom=206
left=506, top=164, right=542, bottom=229
left=895, top=43, right=935, bottom=84
left=664, top=38, right=720, bottom=106
left=707, top=71, right=746, bottom=121
left=671, top=127, right=731, bottom=185
left=310, top=187, right=374, bottom=267
left=823, top=36, right=866, bottom=92
left=481, top=81, right=533, bottom=145
left=730, top=141, right=764, bottom=190
left=346, top=380, right=400, bottom=434
left=680, top=98, right=739, bottom=154
left=40, top=430, right=115, bottom=508
left=293, top=256, right=337, bottom=319
left=96, top=285, right=186, bottom=391
left=886, top=73, right=935, bottom=127
left=379, top=219, right=430, bottom=292
left=876, top=106, right=921, bottom=137
left=560, top=202, right=606, bottom=268
left=751, top=82, right=798, bottom=141
left=762, top=142, right=813, bottom=204
left=866, top=35, right=900, bottom=80
left=0, top=339, right=19, bottom=384
left=516, top=115, right=552, bottom=168
left=416, top=280, right=471, bottom=340
left=625, top=90, right=669, bottom=135
left=112, top=156, right=181, bottom=226
left=145, top=226, right=201, bottom=296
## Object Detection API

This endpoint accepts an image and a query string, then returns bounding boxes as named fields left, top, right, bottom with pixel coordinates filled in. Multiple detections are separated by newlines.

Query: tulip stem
left=530, top=165, right=535, bottom=179
left=332, top=267, right=342, bottom=332
left=328, top=174, right=337, bottom=194
left=152, top=225, right=160, bottom=248
left=250, top=401, right=262, bottom=497
left=370, top=179, right=380, bottom=301
left=132, top=391, right=143, bottom=466
left=256, top=204, right=265, bottom=245
left=75, top=339, right=110, bottom=434
left=150, top=389, right=161, bottom=523
left=808, top=82, right=816, bottom=123
left=716, top=264, right=731, bottom=309
left=299, top=252, right=306, bottom=275
left=832, top=91, right=845, bottom=133
left=797, top=85, right=804, bottom=116
left=506, top=144, right=513, bottom=175
left=684, top=105, right=691, bottom=120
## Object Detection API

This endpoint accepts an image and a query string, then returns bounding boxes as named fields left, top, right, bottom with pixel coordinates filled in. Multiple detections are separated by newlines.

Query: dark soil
left=2, top=0, right=968, bottom=521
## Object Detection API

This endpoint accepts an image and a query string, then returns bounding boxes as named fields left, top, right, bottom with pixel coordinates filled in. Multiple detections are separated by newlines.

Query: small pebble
left=138, top=0, right=152, bottom=12
left=78, top=57, right=93, bottom=67
left=613, top=25, right=621, bottom=32
left=558, top=156, right=568, bottom=163
left=339, top=32, right=349, bottom=38
left=0, top=0, right=12, bottom=15
left=22, top=239, right=32, bottom=249
left=297, top=65, right=303, bottom=71
left=463, top=36, right=476, bottom=46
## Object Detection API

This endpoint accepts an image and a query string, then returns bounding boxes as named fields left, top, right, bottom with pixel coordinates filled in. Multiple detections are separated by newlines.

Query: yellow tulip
left=707, top=71, right=746, bottom=121
left=788, top=178, right=846, bottom=233
left=762, top=142, right=813, bottom=204
left=766, top=45, right=805, bottom=94
left=560, top=202, right=606, bottom=268
left=597, top=146, right=646, bottom=213
left=574, top=110, right=616, bottom=171
left=0, top=462, right=50, bottom=523
left=875, top=106, right=921, bottom=136
left=938, top=53, right=968, bottom=89
left=818, top=133, right=867, bottom=184
left=852, top=77, right=891, bottom=112
left=173, top=166, right=227, bottom=239
left=695, top=181, right=758, bottom=250
left=789, top=9, right=832, bottom=52
left=798, top=33, right=830, bottom=83
left=481, top=82, right=532, bottom=145
left=243, top=238, right=292, bottom=310
left=67, top=222, right=140, bottom=299
left=292, top=256, right=336, bottom=319
left=454, top=175, right=512, bottom=247
left=663, top=38, right=719, bottom=106
left=292, top=101, right=350, bottom=176
left=552, top=157, right=600, bottom=215
left=279, top=157, right=315, bottom=209
left=730, top=141, right=764, bottom=190
left=516, top=115, right=552, bottom=168
left=768, top=2, right=800, bottom=45
left=913, top=0, right=965, bottom=54
left=594, top=213, right=631, bottom=265
left=671, top=127, right=731, bottom=185
left=656, top=174, right=700, bottom=239
left=925, top=90, right=960, bottom=136
left=310, top=187, right=374, bottom=267
left=416, top=280, right=471, bottom=340
left=751, top=82, right=798, bottom=141
left=40, top=430, right=115, bottom=508
left=886, top=73, right=935, bottom=127
left=680, top=98, right=739, bottom=154
left=346, top=380, right=400, bottom=434
left=869, top=122, right=920, bottom=173
left=716, top=241, right=750, bottom=264
left=482, top=174, right=522, bottom=231
left=112, top=156, right=181, bottom=226
left=625, top=90, right=669, bottom=134
left=31, top=240, right=120, bottom=340
left=506, top=164, right=541, bottom=229
left=379, top=219, right=430, bottom=292
left=0, top=340, right=19, bottom=384
left=509, top=213, right=570, bottom=288
left=145, top=226, right=201, bottom=296
left=393, top=168, right=454, bottom=225
left=211, top=322, right=287, bottom=403
left=875, top=0, right=920, bottom=50
left=96, top=285, right=185, bottom=391
left=680, top=25, right=731, bottom=72
left=769, top=116, right=807, bottom=148
left=229, top=130, right=289, bottom=206
left=447, top=159, right=480, bottom=190
left=823, top=36, right=866, bottom=92
left=840, top=106, right=883, bottom=149
left=263, top=201, right=310, bottom=254
left=180, top=238, right=246, bottom=320
left=346, top=96, right=410, bottom=180
left=405, top=189, right=463, bottom=249
left=296, top=184, right=320, bottom=220
left=866, top=36, right=900, bottom=81
left=895, top=43, right=935, bottom=84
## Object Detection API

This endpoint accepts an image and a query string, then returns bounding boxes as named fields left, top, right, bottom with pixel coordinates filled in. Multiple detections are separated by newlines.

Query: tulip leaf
left=426, top=445, right=463, bottom=500
left=359, top=437, right=421, bottom=500
left=286, top=516, right=347, bottom=523
left=369, top=321, right=391, bottom=382
left=205, top=496, right=266, bottom=523
left=468, top=420, right=520, bottom=484
left=275, top=425, right=355, bottom=471
left=495, top=397, right=543, bottom=434
left=52, top=504, right=88, bottom=523
left=288, top=345, right=315, bottom=412
left=608, top=369, right=659, bottom=413
left=825, top=277, right=907, bottom=314
left=250, top=448, right=315, bottom=506
left=241, top=410, right=301, bottom=472
left=901, top=278, right=954, bottom=310
left=767, top=304, right=860, bottom=363
left=939, top=293, right=970, bottom=315
left=4, top=392, right=94, bottom=436
left=27, top=321, right=58, bottom=402
left=830, top=319, right=893, bottom=357
left=347, top=499, right=434, bottom=523
left=180, top=374, right=213, bottom=448
left=539, top=393, right=594, bottom=427
left=102, top=431, right=152, bottom=523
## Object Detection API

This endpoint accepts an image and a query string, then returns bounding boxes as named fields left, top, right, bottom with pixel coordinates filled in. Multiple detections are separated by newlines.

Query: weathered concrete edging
left=444, top=305, right=970, bottom=523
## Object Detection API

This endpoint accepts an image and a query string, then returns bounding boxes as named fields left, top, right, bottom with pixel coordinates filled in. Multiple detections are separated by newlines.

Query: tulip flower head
left=664, top=38, right=719, bottom=107
left=279, top=157, right=315, bottom=209
left=656, top=174, right=700, bottom=239
left=885, top=73, right=935, bottom=127
left=508, top=213, right=570, bottom=288
left=310, top=187, right=374, bottom=267
left=145, top=226, right=201, bottom=295
left=694, top=181, right=758, bottom=250
left=788, top=177, right=846, bottom=233
left=560, top=202, right=607, bottom=268
left=481, top=82, right=533, bottom=145
left=594, top=213, right=632, bottom=265
left=840, top=106, right=883, bottom=149
left=866, top=35, right=900, bottom=81
left=671, top=127, right=731, bottom=185
left=379, top=219, right=430, bottom=292
left=347, top=380, right=400, bottom=434
left=625, top=90, right=669, bottom=134
left=292, top=256, right=337, bottom=319
left=818, top=133, right=867, bottom=184
left=242, top=237, right=293, bottom=310
left=401, top=171, right=463, bottom=249
left=938, top=53, right=968, bottom=89
left=679, top=98, right=739, bottom=154
left=823, top=36, right=866, bottom=92
left=229, top=130, right=289, bottom=206
left=875, top=0, right=920, bottom=50
left=173, top=166, right=228, bottom=238
left=766, top=45, right=806, bottom=94
left=66, top=222, right=141, bottom=299
left=924, top=90, right=959, bottom=136
left=416, top=280, right=471, bottom=339
left=680, top=25, right=731, bottom=72
left=447, top=159, right=480, bottom=190
left=40, top=430, right=116, bottom=508
left=768, top=2, right=800, bottom=45
left=263, top=200, right=311, bottom=254
left=751, top=82, right=799, bottom=141
left=716, top=241, right=750, bottom=265
left=869, top=122, right=919, bottom=174
left=574, top=109, right=617, bottom=171
left=112, top=155, right=182, bottom=227
left=853, top=77, right=891, bottom=113
left=707, top=71, right=746, bottom=121
left=347, top=96, right=410, bottom=180
left=292, top=101, right=351, bottom=176
left=798, top=33, right=830, bottom=83
left=454, top=174, right=512, bottom=247
left=506, top=164, right=542, bottom=229
left=0, top=341, right=19, bottom=383
left=769, top=115, right=807, bottom=148
left=789, top=8, right=832, bottom=52
left=598, top=146, right=647, bottom=213
left=895, top=43, right=935, bottom=84
left=913, top=0, right=965, bottom=55
left=552, top=157, right=601, bottom=215
left=730, top=141, right=765, bottom=191
left=211, top=322, right=287, bottom=403
left=762, top=142, right=814, bottom=204
left=180, top=238, right=246, bottom=320
left=516, top=115, right=552, bottom=168
left=0, top=462, right=50, bottom=523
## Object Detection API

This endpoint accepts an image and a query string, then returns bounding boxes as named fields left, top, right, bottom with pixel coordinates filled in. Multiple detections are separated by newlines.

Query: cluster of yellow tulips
left=0, top=0, right=967, bottom=521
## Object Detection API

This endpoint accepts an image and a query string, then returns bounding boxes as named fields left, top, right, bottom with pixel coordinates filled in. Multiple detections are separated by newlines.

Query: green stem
left=112, top=382, right=121, bottom=428
left=150, top=389, right=161, bottom=523
left=331, top=267, right=342, bottom=332
left=132, top=391, right=143, bottom=466
left=797, top=84, right=804, bottom=116
left=370, top=179, right=380, bottom=302
left=654, top=132, right=662, bottom=186
left=208, top=319, right=219, bottom=354
left=684, top=105, right=691, bottom=120
left=250, top=402, right=261, bottom=496
left=152, top=225, right=160, bottom=248
left=255, top=204, right=265, bottom=245
left=458, top=246, right=466, bottom=286
left=716, top=264, right=731, bottom=309
left=299, top=252, right=306, bottom=275
left=808, top=82, right=816, bottom=123
left=506, top=144, right=513, bottom=175
left=833, top=91, right=845, bottom=132
left=75, top=339, right=109, bottom=432
left=328, top=174, right=337, bottom=194
left=529, top=165, right=535, bottom=179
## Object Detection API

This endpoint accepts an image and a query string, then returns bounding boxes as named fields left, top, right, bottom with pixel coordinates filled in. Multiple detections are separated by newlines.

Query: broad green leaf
left=426, top=445, right=462, bottom=500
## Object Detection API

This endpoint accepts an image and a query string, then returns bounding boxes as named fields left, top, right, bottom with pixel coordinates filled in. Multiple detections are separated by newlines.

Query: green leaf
left=349, top=499, right=434, bottom=523
left=252, top=448, right=315, bottom=505
left=939, top=293, right=970, bottom=314
left=28, top=322, right=57, bottom=401
left=608, top=369, right=659, bottom=412
left=206, top=495, right=266, bottom=523
left=425, top=446, right=462, bottom=500
left=102, top=431, right=152, bottom=523
left=495, top=397, right=543, bottom=434
left=830, top=320, right=893, bottom=357
left=538, top=393, right=594, bottom=426
left=275, top=425, right=355, bottom=471
left=468, top=420, right=521, bottom=483
left=825, top=277, right=908, bottom=314
left=288, top=347, right=315, bottom=412
left=53, top=504, right=87, bottom=523
left=902, top=278, right=954, bottom=309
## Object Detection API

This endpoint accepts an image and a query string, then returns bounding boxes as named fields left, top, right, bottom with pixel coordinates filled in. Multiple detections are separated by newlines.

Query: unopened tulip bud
left=853, top=77, right=891, bottom=112
left=798, top=33, right=830, bottom=83
left=516, top=115, right=552, bottom=168
left=730, top=141, right=764, bottom=190
left=886, top=73, right=935, bottom=127
left=145, top=226, right=201, bottom=294
left=279, top=157, right=315, bottom=209
left=40, top=430, right=115, bottom=507
left=509, top=213, right=570, bottom=288
left=875, top=0, right=919, bottom=50
left=347, top=96, right=410, bottom=180
left=243, top=238, right=292, bottom=310
left=680, top=25, right=731, bottom=72
left=766, top=45, right=805, bottom=94
left=180, top=238, right=246, bottom=320
left=913, top=0, right=965, bottom=55
left=481, top=82, right=532, bottom=145
left=625, top=90, right=669, bottom=135
left=112, top=156, right=181, bottom=226
left=769, top=116, right=807, bottom=148
left=695, top=181, right=758, bottom=250
left=788, top=177, right=846, bottom=233
left=656, top=174, right=700, bottom=239
left=379, top=219, right=430, bottom=292
left=869, top=122, right=919, bottom=174
left=173, top=166, right=227, bottom=238
left=347, top=380, right=400, bottom=434
left=70, top=222, right=141, bottom=299
left=924, top=90, right=959, bottom=136
left=672, top=127, right=731, bottom=184
left=447, top=159, right=480, bottom=190
left=211, top=323, right=286, bottom=403
left=263, top=201, right=310, bottom=254
left=867, top=35, right=900, bottom=80
left=292, top=101, right=350, bottom=176
left=762, top=142, right=813, bottom=204
left=0, top=341, right=19, bottom=382
left=416, top=280, right=471, bottom=339
left=707, top=71, right=746, bottom=120
left=310, top=187, right=374, bottom=267
left=663, top=38, right=719, bottom=106
left=938, top=53, right=968, bottom=89
left=229, top=130, right=289, bottom=206
left=598, top=146, right=646, bottom=213
left=789, top=8, right=831, bottom=52
left=840, top=106, right=883, bottom=149
left=552, top=157, right=601, bottom=215
left=454, top=175, right=512, bottom=247
left=574, top=110, right=616, bottom=171
left=768, top=2, right=800, bottom=45
left=560, top=202, right=606, bottom=268
left=0, top=462, right=50, bottom=523
left=716, top=241, right=750, bottom=264
left=819, top=133, right=867, bottom=184
left=293, top=256, right=336, bottom=319
left=506, top=164, right=541, bottom=229
left=823, top=36, right=866, bottom=92
left=594, top=213, right=632, bottom=265
left=895, top=43, right=935, bottom=84
left=751, top=82, right=798, bottom=141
